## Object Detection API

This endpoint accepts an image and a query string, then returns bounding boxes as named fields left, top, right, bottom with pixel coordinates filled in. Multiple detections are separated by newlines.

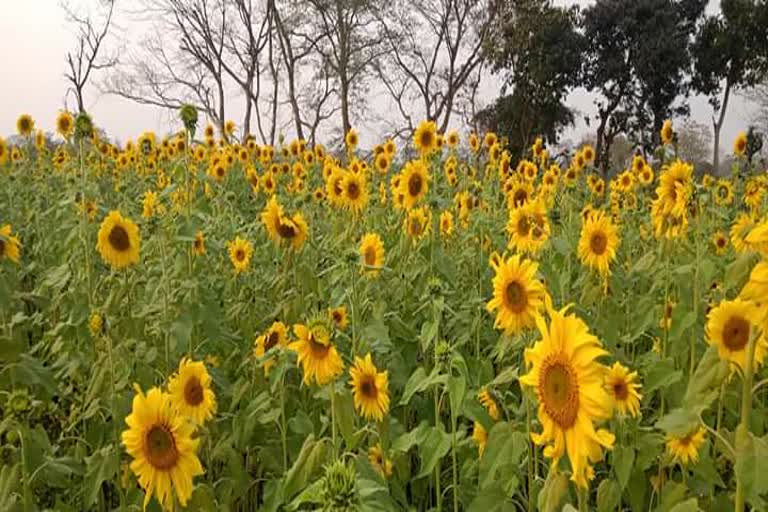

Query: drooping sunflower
left=604, top=362, right=642, bottom=418
left=705, top=298, right=767, bottom=371
left=368, top=443, right=393, bottom=478
left=330, top=306, right=349, bottom=330
left=404, top=206, right=432, bottom=242
left=122, top=386, right=204, bottom=511
left=0, top=225, right=21, bottom=264
left=486, top=254, right=549, bottom=335
left=96, top=211, right=141, bottom=269
left=712, top=231, right=728, bottom=255
left=519, top=306, right=615, bottom=489
left=413, top=120, right=438, bottom=156
left=56, top=111, right=74, bottom=138
left=192, top=231, right=205, bottom=256
left=660, top=119, right=674, bottom=145
left=289, top=320, right=344, bottom=386
left=341, top=172, right=369, bottom=214
left=731, top=213, right=756, bottom=253
left=227, top=236, right=253, bottom=273
left=578, top=210, right=620, bottom=277
left=666, top=427, right=706, bottom=465
left=439, top=211, right=454, bottom=237
left=253, top=321, right=288, bottom=375
left=16, top=114, right=34, bottom=137
left=345, top=128, right=359, bottom=151
left=478, top=388, right=500, bottom=421
left=167, top=358, right=216, bottom=424
left=734, top=131, right=748, bottom=156
left=349, top=353, right=390, bottom=422
left=359, top=233, right=385, bottom=276
left=398, top=159, right=430, bottom=209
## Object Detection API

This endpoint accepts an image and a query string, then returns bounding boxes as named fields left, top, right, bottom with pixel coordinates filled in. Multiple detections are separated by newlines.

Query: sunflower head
left=605, top=362, right=642, bottom=417
left=254, top=321, right=288, bottom=375
left=666, top=427, right=705, bottom=465
left=413, top=120, right=438, bottom=155
left=660, top=119, right=674, bottom=145
left=330, top=306, right=349, bottom=330
left=577, top=210, right=620, bottom=277
left=168, top=358, right=217, bottom=424
left=0, top=225, right=22, bottom=264
left=360, top=233, right=385, bottom=276
left=16, top=114, right=34, bottom=137
left=706, top=298, right=767, bottom=371
left=289, top=319, right=344, bottom=386
left=349, top=353, right=390, bottom=422
left=734, top=131, right=748, bottom=156
left=96, top=211, right=141, bottom=269
left=486, top=254, right=549, bottom=335
left=368, top=444, right=393, bottom=478
left=227, top=236, right=253, bottom=273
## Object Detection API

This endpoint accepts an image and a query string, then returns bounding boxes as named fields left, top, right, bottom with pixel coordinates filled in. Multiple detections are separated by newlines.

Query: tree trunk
left=76, top=87, right=85, bottom=114
left=243, top=78, right=253, bottom=140
left=713, top=79, right=732, bottom=175
left=595, top=113, right=608, bottom=176
left=340, top=78, right=351, bottom=135
left=287, top=68, right=304, bottom=140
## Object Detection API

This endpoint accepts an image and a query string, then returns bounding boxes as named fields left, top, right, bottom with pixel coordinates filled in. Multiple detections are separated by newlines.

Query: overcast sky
left=0, top=0, right=756, bottom=154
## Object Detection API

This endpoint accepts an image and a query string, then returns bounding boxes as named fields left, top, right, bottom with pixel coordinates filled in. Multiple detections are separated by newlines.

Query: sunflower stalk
left=734, top=329, right=760, bottom=512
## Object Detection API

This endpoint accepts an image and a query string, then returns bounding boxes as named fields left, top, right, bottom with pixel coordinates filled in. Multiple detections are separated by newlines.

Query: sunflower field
left=1, top=110, right=768, bottom=512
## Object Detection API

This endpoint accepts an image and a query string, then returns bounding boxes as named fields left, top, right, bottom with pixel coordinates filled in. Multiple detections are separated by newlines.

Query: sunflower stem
left=280, top=377, right=288, bottom=473
left=330, top=384, right=338, bottom=458
left=577, top=487, right=588, bottom=512
left=450, top=387, right=459, bottom=512
left=735, top=330, right=759, bottom=512
left=434, top=384, right=442, bottom=512
left=526, top=394, right=535, bottom=512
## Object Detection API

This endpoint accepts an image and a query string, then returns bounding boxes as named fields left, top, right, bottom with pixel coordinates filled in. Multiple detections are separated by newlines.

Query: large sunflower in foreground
left=122, top=386, right=204, bottom=510
left=705, top=298, right=767, bottom=371
left=168, top=358, right=216, bottom=424
left=604, top=362, right=642, bottom=418
left=349, top=353, right=390, bottom=422
left=359, top=232, right=385, bottom=276
left=398, top=159, right=430, bottom=209
left=227, top=236, right=253, bottom=273
left=96, top=211, right=141, bottom=269
left=289, top=320, right=344, bottom=386
left=519, top=306, right=615, bottom=489
left=253, top=321, right=288, bottom=375
left=0, top=224, right=21, bottom=264
left=486, top=254, right=549, bottom=335
left=577, top=210, right=620, bottom=277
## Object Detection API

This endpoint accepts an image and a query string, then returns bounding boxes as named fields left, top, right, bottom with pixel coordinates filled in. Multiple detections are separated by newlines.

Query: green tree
left=692, top=0, right=768, bottom=172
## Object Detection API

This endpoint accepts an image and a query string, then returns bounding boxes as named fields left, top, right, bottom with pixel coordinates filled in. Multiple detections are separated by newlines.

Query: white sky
left=0, top=0, right=756, bottom=155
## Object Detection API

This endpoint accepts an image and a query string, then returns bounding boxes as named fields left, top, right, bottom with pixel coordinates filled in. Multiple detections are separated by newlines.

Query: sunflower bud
left=320, top=459, right=359, bottom=511
left=179, top=104, right=198, bottom=138
left=74, top=112, right=94, bottom=142
left=8, top=389, right=32, bottom=414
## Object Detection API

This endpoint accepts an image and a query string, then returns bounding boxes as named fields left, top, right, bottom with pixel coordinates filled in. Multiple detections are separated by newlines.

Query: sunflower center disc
left=265, top=331, right=280, bottom=351
left=278, top=221, right=296, bottom=239
left=540, top=359, right=579, bottom=429
left=0, top=239, right=5, bottom=256
left=364, top=246, right=377, bottom=266
left=145, top=425, right=180, bottom=470
left=184, top=376, right=205, bottom=406
left=517, top=216, right=531, bottom=237
left=420, top=132, right=432, bottom=148
left=410, top=219, right=422, bottom=235
left=235, top=250, right=245, bottom=262
left=723, top=315, right=750, bottom=352
left=590, top=232, right=608, bottom=255
left=360, top=378, right=377, bottom=399
left=504, top=281, right=528, bottom=313
left=408, top=174, right=422, bottom=197
left=108, top=226, right=131, bottom=252
left=347, top=181, right=360, bottom=200
left=513, top=190, right=527, bottom=207
left=613, top=381, right=628, bottom=400
left=308, top=336, right=330, bottom=358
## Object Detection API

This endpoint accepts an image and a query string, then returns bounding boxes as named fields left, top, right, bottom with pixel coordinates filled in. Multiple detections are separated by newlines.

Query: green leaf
left=613, top=445, right=635, bottom=491
left=668, top=499, right=699, bottom=512
left=631, top=251, right=656, bottom=273
left=597, top=479, right=621, bottom=512
left=415, top=426, right=451, bottom=479
left=655, top=481, right=688, bottom=512
left=447, top=375, right=466, bottom=417
left=400, top=367, right=446, bottom=405
left=656, top=408, right=700, bottom=437
left=333, top=389, right=359, bottom=449
left=643, top=359, right=682, bottom=394
left=391, top=422, right=429, bottom=453
left=467, top=486, right=516, bottom=512
left=734, top=431, right=768, bottom=510
left=478, top=423, right=525, bottom=491
left=188, top=484, right=219, bottom=511
left=537, top=467, right=569, bottom=512
left=281, top=436, right=329, bottom=501
left=83, top=445, right=118, bottom=507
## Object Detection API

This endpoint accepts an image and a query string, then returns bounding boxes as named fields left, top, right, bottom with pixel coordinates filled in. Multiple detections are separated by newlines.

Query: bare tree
left=63, top=0, right=119, bottom=113
left=374, top=0, right=491, bottom=133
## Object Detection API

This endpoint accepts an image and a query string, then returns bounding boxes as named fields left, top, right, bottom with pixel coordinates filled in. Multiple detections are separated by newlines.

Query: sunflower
left=345, top=128, right=359, bottom=151
left=486, top=254, right=549, bottom=335
left=341, top=172, right=369, bottom=213
left=405, top=206, right=432, bottom=242
left=89, top=312, right=104, bottom=337
left=326, top=168, right=346, bottom=207
left=189, top=231, right=205, bottom=256
left=253, top=321, right=288, bottom=375
left=122, top=386, right=204, bottom=510
left=142, top=190, right=164, bottom=219
left=666, top=427, right=706, bottom=465
left=473, top=422, right=489, bottom=457
left=289, top=320, right=344, bottom=386
left=468, top=133, right=480, bottom=153
left=360, top=233, right=385, bottom=276
left=0, top=138, right=7, bottom=165
left=483, top=132, right=498, bottom=149
left=227, top=236, right=253, bottom=273
left=446, top=131, right=459, bottom=148
left=741, top=261, right=768, bottom=304
left=731, top=214, right=756, bottom=253
left=96, top=211, right=141, bottom=269
left=656, top=160, right=693, bottom=217
left=168, top=358, right=216, bottom=424
left=712, top=231, right=728, bottom=255
left=734, top=131, right=747, bottom=156
left=582, top=145, right=595, bottom=164
left=374, top=153, right=390, bottom=174
left=56, top=111, right=74, bottom=138
left=0, top=225, right=21, bottom=264
left=507, top=179, right=533, bottom=209
left=330, top=306, right=349, bottom=330
left=578, top=210, right=620, bottom=277
left=478, top=389, right=500, bottom=421
left=519, top=306, right=615, bottom=489
left=349, top=353, right=390, bottom=422
left=604, top=362, right=642, bottom=418
left=705, top=298, right=767, bottom=371
left=224, top=120, right=236, bottom=137
left=714, top=179, right=734, bottom=206
left=398, top=159, right=430, bottom=209
left=16, top=114, right=34, bottom=137
left=413, top=120, right=437, bottom=156
left=638, top=165, right=654, bottom=186
left=368, top=444, right=393, bottom=478
left=439, top=211, right=454, bottom=237
left=507, top=198, right=550, bottom=255
left=660, top=119, right=674, bottom=145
